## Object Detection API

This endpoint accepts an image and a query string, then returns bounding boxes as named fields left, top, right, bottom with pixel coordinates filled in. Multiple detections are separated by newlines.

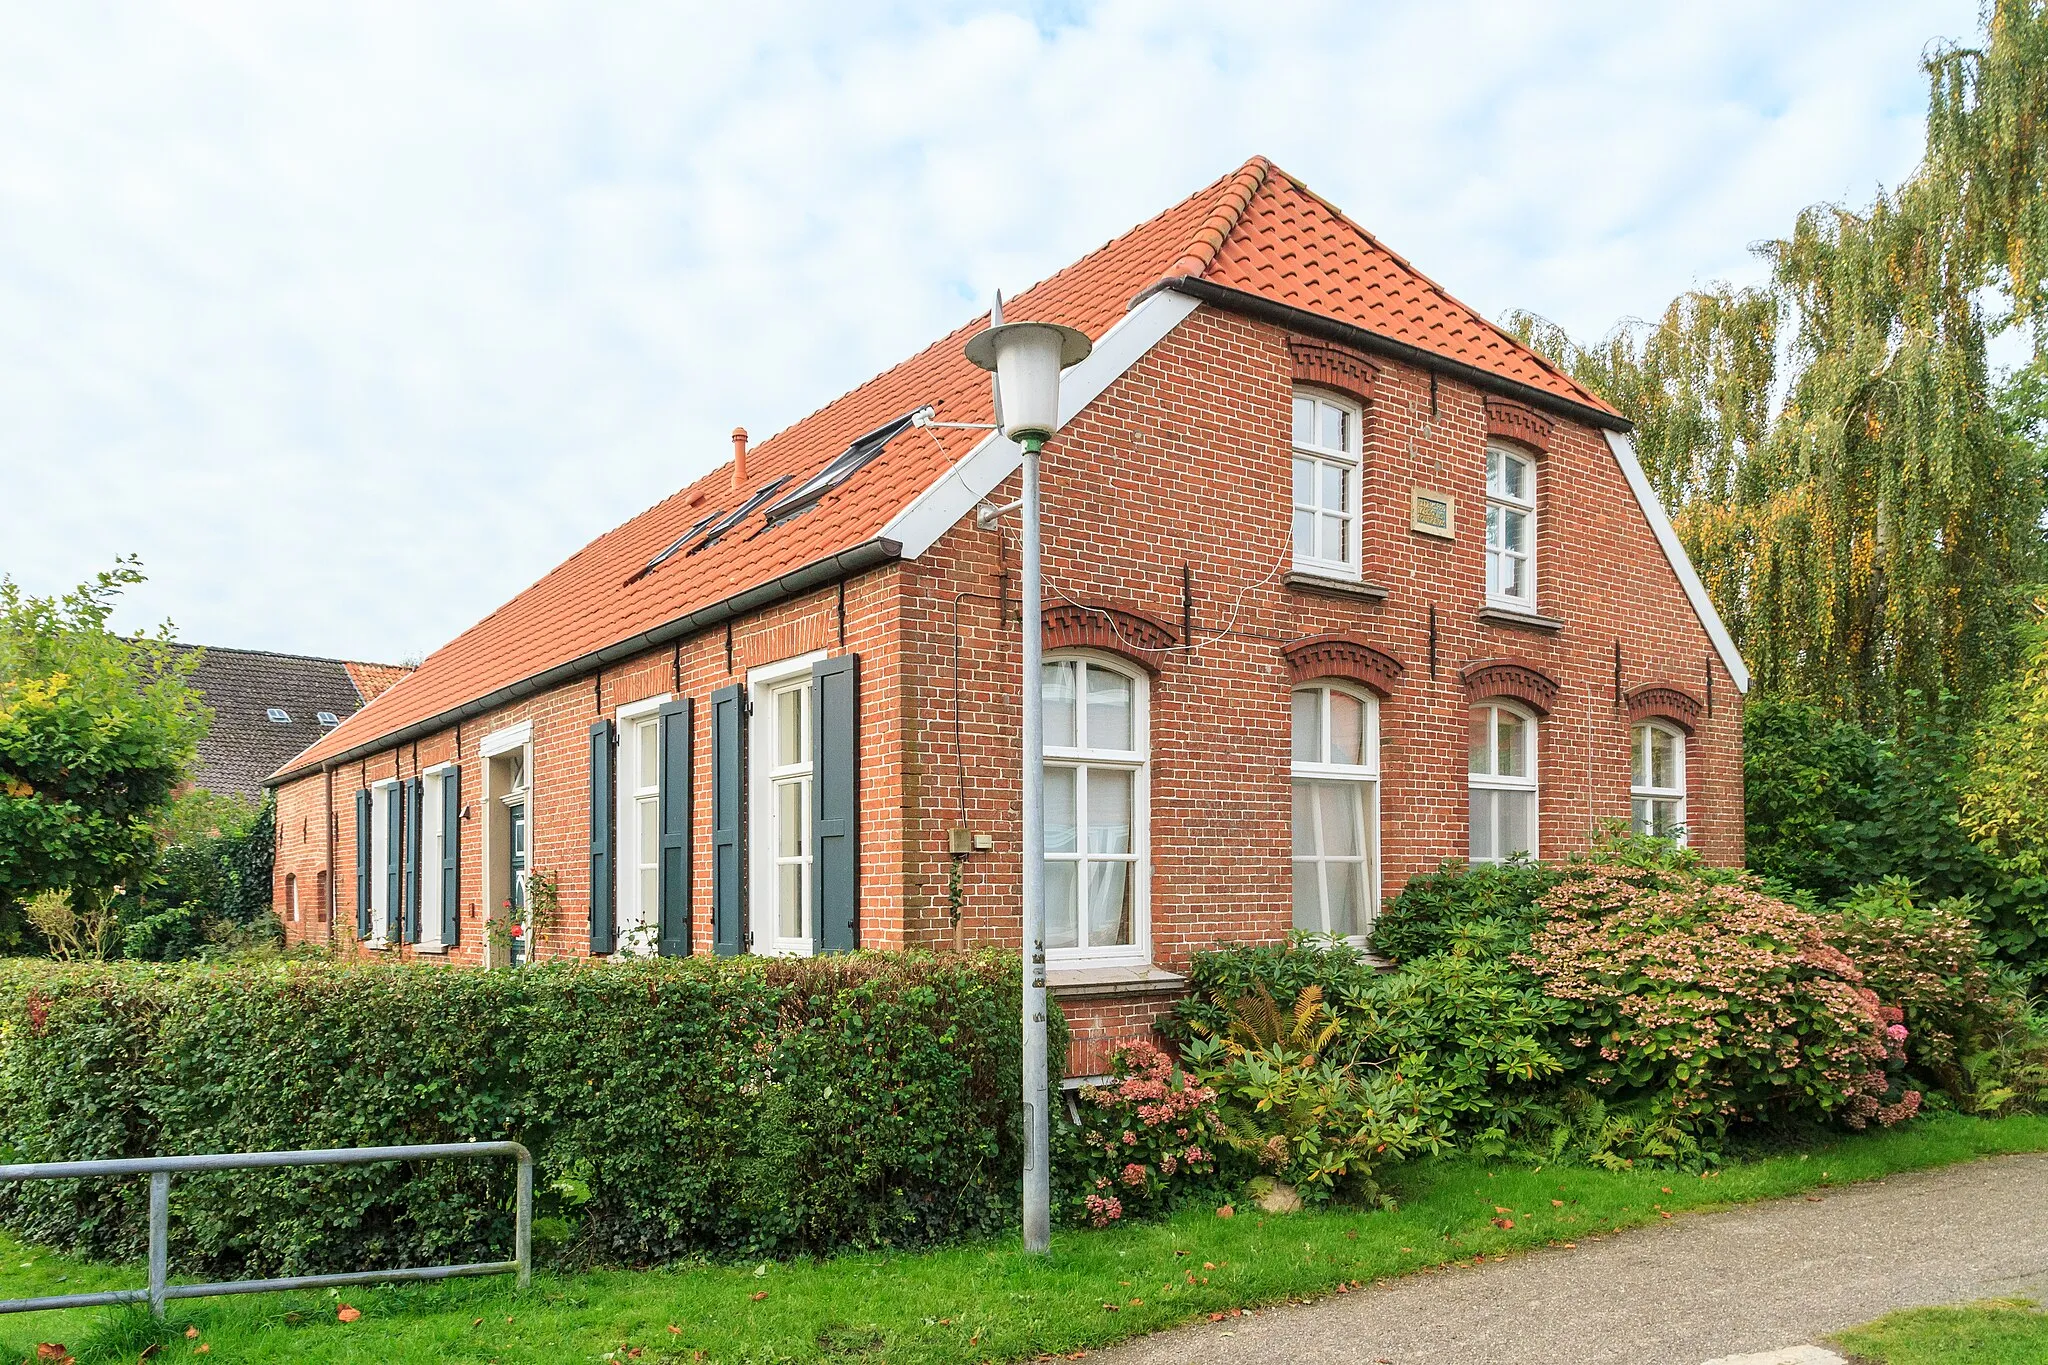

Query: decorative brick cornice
left=1043, top=601, right=1179, bottom=674
left=1484, top=397, right=1554, bottom=454
left=1461, top=658, right=1560, bottom=716
left=1626, top=684, right=1704, bottom=735
left=1288, top=337, right=1379, bottom=406
left=1281, top=633, right=1405, bottom=698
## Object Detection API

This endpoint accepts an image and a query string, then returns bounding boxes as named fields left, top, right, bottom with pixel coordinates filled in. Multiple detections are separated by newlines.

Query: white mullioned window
left=369, top=779, right=397, bottom=944
left=1469, top=702, right=1538, bottom=863
left=1631, top=722, right=1687, bottom=842
left=748, top=655, right=822, bottom=957
left=1292, top=389, right=1362, bottom=578
left=1485, top=445, right=1536, bottom=608
left=1043, top=653, right=1148, bottom=966
left=419, top=766, right=450, bottom=950
left=1291, top=684, right=1380, bottom=940
left=614, top=697, right=670, bottom=954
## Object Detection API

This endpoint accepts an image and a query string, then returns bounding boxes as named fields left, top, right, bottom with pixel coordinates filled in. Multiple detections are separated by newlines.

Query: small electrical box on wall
left=948, top=827, right=972, bottom=855
left=1411, top=487, right=1456, bottom=539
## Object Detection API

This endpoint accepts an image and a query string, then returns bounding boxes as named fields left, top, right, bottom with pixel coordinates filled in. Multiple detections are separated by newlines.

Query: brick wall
left=272, top=299, right=1745, bottom=1071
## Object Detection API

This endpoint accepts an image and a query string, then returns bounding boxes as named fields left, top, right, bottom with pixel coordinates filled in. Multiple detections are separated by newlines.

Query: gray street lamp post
left=965, top=302, right=1090, bottom=1255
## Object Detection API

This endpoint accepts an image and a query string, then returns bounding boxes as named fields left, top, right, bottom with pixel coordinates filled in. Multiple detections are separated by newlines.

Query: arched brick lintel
left=1626, top=684, right=1704, bottom=735
left=1043, top=601, right=1179, bottom=675
left=1462, top=658, right=1560, bottom=716
left=1282, top=633, right=1405, bottom=699
left=1288, top=337, right=1378, bottom=406
left=1484, top=397, right=1554, bottom=455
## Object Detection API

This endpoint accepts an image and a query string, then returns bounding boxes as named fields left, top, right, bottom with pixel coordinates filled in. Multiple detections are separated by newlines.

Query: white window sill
left=1046, top=963, right=1186, bottom=1000
left=414, top=943, right=449, bottom=956
left=1478, top=603, right=1563, bottom=634
left=364, top=940, right=391, bottom=952
left=1285, top=571, right=1388, bottom=602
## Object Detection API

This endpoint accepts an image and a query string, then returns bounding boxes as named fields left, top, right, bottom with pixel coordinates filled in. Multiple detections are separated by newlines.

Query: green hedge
left=0, top=951, right=1062, bottom=1275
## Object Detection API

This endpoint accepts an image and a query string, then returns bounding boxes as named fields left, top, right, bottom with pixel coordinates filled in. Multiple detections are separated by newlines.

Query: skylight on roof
left=626, top=509, right=726, bottom=585
left=763, top=407, right=927, bottom=526
left=688, top=476, right=793, bottom=556
left=316, top=711, right=341, bottom=728
left=266, top=708, right=291, bottom=724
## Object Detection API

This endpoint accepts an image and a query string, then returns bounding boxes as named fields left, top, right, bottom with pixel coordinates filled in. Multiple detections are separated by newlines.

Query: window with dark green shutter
left=383, top=784, right=402, bottom=943
left=710, top=683, right=745, bottom=957
left=657, top=698, right=693, bottom=957
left=440, top=766, right=462, bottom=947
left=402, top=777, right=423, bottom=944
left=588, top=719, right=616, bottom=956
left=812, top=655, right=859, bottom=953
left=354, top=789, right=372, bottom=939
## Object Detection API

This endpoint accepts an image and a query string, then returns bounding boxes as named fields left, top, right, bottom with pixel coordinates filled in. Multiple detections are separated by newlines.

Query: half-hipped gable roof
left=272, top=157, right=1647, bottom=784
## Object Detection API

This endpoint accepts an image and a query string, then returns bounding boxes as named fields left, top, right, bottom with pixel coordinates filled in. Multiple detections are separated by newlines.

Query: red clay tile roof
left=273, top=157, right=1611, bottom=780
left=343, top=660, right=413, bottom=703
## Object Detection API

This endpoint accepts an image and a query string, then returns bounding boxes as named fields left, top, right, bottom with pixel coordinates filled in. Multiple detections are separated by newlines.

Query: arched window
left=1292, top=389, right=1363, bottom=578
left=1485, top=444, right=1536, bottom=608
left=1469, top=702, right=1537, bottom=862
left=1291, top=684, right=1379, bottom=939
left=1631, top=721, right=1686, bottom=842
left=1042, top=653, right=1148, bottom=965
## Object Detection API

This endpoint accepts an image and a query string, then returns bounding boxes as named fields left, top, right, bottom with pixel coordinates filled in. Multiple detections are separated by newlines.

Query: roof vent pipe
left=731, top=428, right=749, bottom=489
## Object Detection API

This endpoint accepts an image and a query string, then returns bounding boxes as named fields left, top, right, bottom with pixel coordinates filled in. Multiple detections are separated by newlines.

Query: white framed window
left=369, top=779, right=398, bottom=944
left=614, top=696, right=671, bottom=955
left=1485, top=445, right=1536, bottom=608
left=1631, top=722, right=1687, bottom=842
left=1292, top=389, right=1362, bottom=578
left=1469, top=702, right=1537, bottom=863
left=1043, top=653, right=1149, bottom=967
left=1291, top=684, right=1379, bottom=940
left=749, top=653, right=825, bottom=956
left=418, top=764, right=454, bottom=951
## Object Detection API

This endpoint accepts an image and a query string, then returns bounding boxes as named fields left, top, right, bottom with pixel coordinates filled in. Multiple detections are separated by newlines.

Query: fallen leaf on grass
left=1208, top=1313, right=1227, bottom=1322
left=668, top=1325, right=681, bottom=1336
left=1128, top=1298, right=1143, bottom=1307
left=184, top=1329, right=200, bottom=1340
left=1202, top=1261, right=1215, bottom=1269
left=1493, top=1205, right=1512, bottom=1214
left=33, top=1345, right=72, bottom=1365
left=473, top=1318, right=484, bottom=1328
left=1659, top=1212, right=1672, bottom=1220
left=1215, top=1205, right=1234, bottom=1219
left=337, top=1304, right=361, bottom=1323
left=1661, top=1187, right=1672, bottom=1194
left=750, top=1291, right=768, bottom=1302
left=1490, top=1217, right=1514, bottom=1230
left=1100, top=1303, right=1119, bottom=1313
left=1551, top=1199, right=1564, bottom=1207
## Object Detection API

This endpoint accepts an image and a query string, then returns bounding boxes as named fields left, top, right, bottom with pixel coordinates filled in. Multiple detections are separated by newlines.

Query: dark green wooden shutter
left=402, top=777, right=423, bottom=944
left=354, top=789, right=373, bottom=939
left=710, top=683, right=745, bottom=957
left=657, top=698, right=693, bottom=957
left=588, top=719, right=616, bottom=956
left=812, top=655, right=860, bottom=954
left=383, top=786, right=402, bottom=942
left=440, top=767, right=462, bottom=947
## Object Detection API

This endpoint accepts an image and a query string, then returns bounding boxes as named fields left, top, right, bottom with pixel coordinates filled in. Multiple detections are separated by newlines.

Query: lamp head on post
left=964, top=298, right=1091, bottom=448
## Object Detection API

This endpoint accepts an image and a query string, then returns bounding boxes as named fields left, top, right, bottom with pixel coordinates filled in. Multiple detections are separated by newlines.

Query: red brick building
left=268, top=158, right=1748, bottom=1074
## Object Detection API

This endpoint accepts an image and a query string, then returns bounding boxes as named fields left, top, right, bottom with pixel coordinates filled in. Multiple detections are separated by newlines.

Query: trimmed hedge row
left=0, top=950, right=1061, bottom=1274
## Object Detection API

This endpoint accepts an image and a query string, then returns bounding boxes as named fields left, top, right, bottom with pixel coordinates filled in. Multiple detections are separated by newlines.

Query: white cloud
left=0, top=0, right=1978, bottom=660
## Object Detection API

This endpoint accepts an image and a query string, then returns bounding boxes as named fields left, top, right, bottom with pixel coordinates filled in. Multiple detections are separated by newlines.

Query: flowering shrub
left=1062, top=1039, right=1224, bottom=1225
left=1521, top=858, right=1921, bottom=1138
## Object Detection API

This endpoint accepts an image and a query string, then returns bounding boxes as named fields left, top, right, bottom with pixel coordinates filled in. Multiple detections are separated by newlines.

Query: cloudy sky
left=0, top=0, right=1980, bottom=663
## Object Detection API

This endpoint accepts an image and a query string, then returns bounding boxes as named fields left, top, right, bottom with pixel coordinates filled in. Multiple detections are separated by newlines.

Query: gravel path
left=1090, top=1152, right=2048, bottom=1365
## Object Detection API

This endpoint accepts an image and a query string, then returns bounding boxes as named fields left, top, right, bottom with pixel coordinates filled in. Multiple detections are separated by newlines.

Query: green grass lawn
left=1834, top=1298, right=2048, bottom=1363
left=1, top=1114, right=2043, bottom=1365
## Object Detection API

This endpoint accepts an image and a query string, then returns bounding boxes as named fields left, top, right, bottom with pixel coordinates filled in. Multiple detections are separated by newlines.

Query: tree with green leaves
left=1512, top=0, right=2048, bottom=731
left=0, top=560, right=208, bottom=948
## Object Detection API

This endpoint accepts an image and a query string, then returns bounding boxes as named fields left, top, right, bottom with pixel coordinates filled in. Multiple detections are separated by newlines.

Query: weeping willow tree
left=1513, top=0, right=2048, bottom=729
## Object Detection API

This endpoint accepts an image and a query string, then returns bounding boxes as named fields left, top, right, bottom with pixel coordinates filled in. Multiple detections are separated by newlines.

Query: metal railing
left=0, top=1141, right=531, bottom=1318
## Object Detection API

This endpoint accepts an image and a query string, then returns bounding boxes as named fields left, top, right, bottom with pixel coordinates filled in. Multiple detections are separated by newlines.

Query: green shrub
left=1368, top=859, right=1561, bottom=963
left=1521, top=855, right=1923, bottom=1139
left=116, top=796, right=282, bottom=962
left=1166, top=933, right=1374, bottom=1044
left=0, top=951, right=1057, bottom=1274
left=1181, top=985, right=1443, bottom=1206
left=1059, top=1040, right=1225, bottom=1226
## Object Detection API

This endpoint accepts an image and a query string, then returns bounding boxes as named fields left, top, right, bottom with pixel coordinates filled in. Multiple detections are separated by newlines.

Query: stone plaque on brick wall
left=1411, top=487, right=1456, bottom=539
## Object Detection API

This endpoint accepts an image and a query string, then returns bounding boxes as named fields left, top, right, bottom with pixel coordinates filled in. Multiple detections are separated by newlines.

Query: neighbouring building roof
left=272, top=156, right=1621, bottom=784
left=174, top=644, right=413, bottom=799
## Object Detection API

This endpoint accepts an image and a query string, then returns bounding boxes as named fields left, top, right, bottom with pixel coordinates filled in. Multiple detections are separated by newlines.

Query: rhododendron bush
left=1520, top=861, right=1921, bottom=1136
left=1060, top=1040, right=1225, bottom=1225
